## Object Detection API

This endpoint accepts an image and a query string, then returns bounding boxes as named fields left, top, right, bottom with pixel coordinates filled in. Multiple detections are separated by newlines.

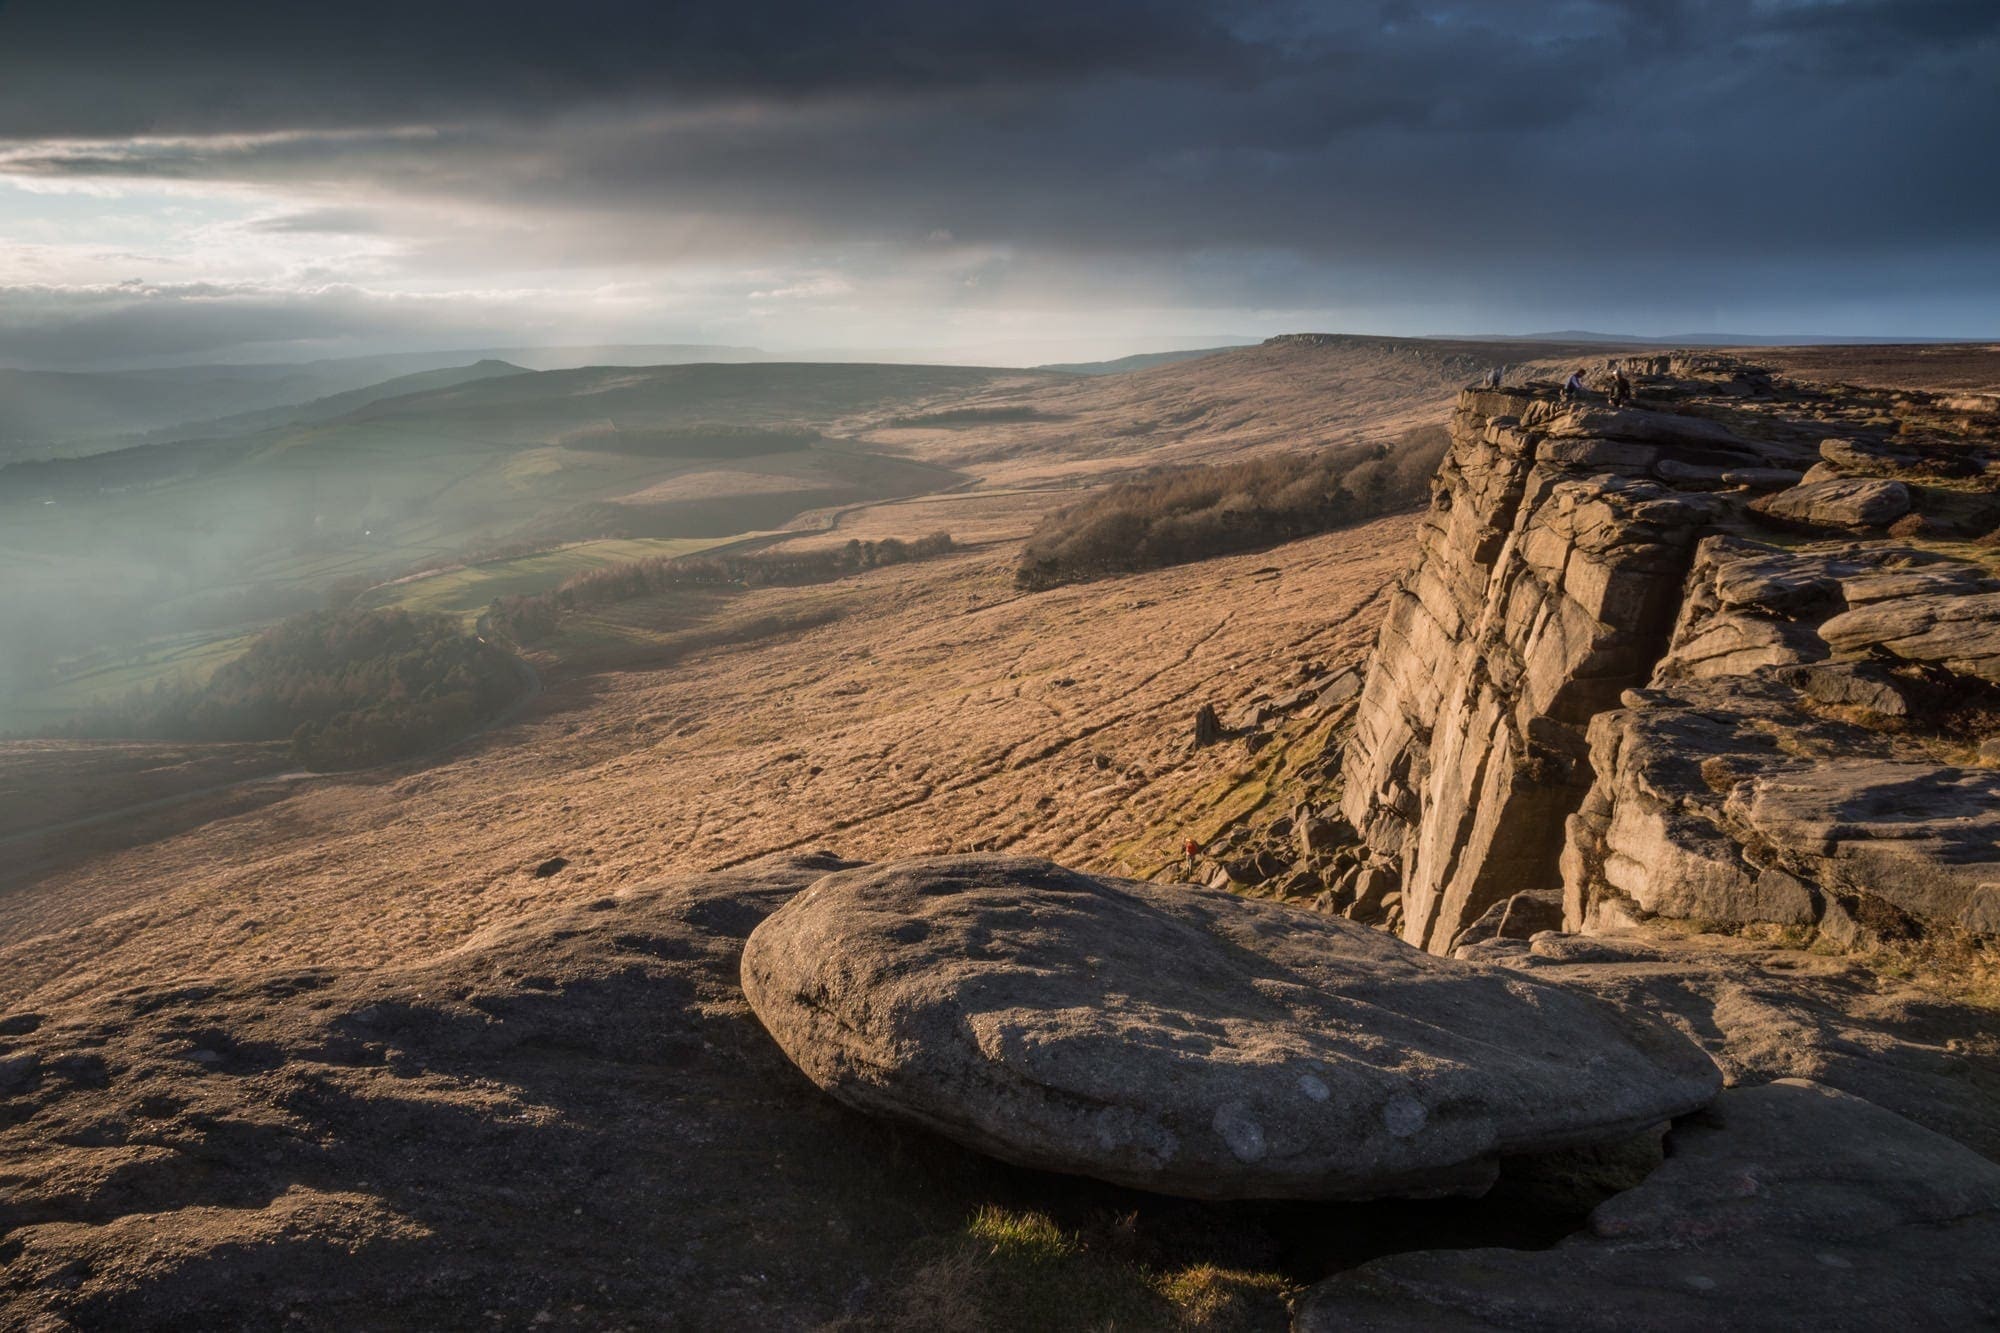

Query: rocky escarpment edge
left=1336, top=356, right=2000, bottom=954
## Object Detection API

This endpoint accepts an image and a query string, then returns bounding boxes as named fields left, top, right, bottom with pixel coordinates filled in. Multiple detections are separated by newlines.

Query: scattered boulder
left=1346, top=862, right=1399, bottom=923
left=1776, top=660, right=1911, bottom=716
left=1268, top=685, right=1318, bottom=713
left=1192, top=703, right=1222, bottom=747
left=531, top=856, right=568, bottom=878
left=1296, top=814, right=1353, bottom=858
left=741, top=856, right=1720, bottom=1201
left=1226, top=699, right=1278, bottom=731
left=1451, top=890, right=1565, bottom=951
left=1298, top=1080, right=2000, bottom=1331
left=1752, top=476, right=1911, bottom=529
left=1820, top=589, right=2000, bottom=683
left=1314, top=669, right=1363, bottom=712
left=1274, top=868, right=1322, bottom=898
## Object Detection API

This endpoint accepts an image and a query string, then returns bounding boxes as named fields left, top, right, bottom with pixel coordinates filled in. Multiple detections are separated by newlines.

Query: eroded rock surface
left=1297, top=1079, right=2000, bottom=1331
left=1340, top=356, right=2000, bottom=952
left=1566, top=534, right=2000, bottom=940
left=1455, top=929, right=2000, bottom=1160
left=0, top=853, right=1026, bottom=1331
left=741, top=855, right=1720, bottom=1201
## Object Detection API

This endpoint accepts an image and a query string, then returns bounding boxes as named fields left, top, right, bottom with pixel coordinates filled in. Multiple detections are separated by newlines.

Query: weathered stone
left=1451, top=890, right=1566, bottom=952
left=1314, top=669, right=1362, bottom=712
left=1347, top=863, right=1398, bottom=921
left=1464, top=928, right=2000, bottom=1156
left=1192, top=703, right=1221, bottom=747
left=1297, top=814, right=1353, bottom=859
left=1776, top=660, right=1911, bottom=716
left=741, top=856, right=1720, bottom=1201
left=1298, top=1080, right=2000, bottom=1332
left=1653, top=458, right=1803, bottom=490
left=1268, top=685, right=1318, bottom=713
left=1342, top=386, right=1720, bottom=953
left=1819, top=433, right=1984, bottom=480
left=1563, top=677, right=2000, bottom=937
left=1274, top=868, right=1323, bottom=898
left=1226, top=700, right=1276, bottom=731
left=1752, top=476, right=1912, bottom=528
left=1343, top=366, right=2000, bottom=954
left=1821, top=590, right=2000, bottom=683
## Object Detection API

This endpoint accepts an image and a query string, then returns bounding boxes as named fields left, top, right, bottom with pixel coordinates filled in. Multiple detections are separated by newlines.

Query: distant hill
left=1034, top=347, right=1240, bottom=376
left=151, top=360, right=531, bottom=442
left=492, top=344, right=766, bottom=371
left=0, top=345, right=767, bottom=463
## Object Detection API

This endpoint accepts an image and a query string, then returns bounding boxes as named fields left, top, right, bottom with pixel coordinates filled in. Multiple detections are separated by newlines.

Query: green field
left=4, top=628, right=260, bottom=731
left=361, top=534, right=766, bottom=621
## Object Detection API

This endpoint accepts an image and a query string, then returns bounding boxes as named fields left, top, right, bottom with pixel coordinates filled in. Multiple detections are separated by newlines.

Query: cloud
left=243, top=207, right=389, bottom=236
left=0, top=0, right=1994, bottom=363
left=748, top=275, right=858, bottom=301
left=0, top=279, right=640, bottom=364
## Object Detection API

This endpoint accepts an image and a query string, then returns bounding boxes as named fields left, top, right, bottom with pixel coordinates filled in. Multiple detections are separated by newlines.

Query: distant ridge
left=1440, top=330, right=1988, bottom=347
left=1035, top=347, right=1239, bottom=375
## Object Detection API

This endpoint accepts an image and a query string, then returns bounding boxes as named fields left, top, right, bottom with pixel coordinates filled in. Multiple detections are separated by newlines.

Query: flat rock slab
left=1753, top=476, right=1911, bottom=528
left=741, top=855, right=1719, bottom=1200
left=1297, top=1079, right=2000, bottom=1330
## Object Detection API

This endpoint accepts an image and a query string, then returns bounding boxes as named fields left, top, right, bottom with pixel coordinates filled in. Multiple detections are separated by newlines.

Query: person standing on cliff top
left=1561, top=368, right=1588, bottom=403
left=1608, top=366, right=1633, bottom=407
left=1482, top=366, right=1503, bottom=389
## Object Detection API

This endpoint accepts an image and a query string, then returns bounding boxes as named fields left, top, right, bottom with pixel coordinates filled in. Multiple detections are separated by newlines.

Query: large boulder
left=741, top=855, right=1719, bottom=1201
left=1297, top=1080, right=2000, bottom=1330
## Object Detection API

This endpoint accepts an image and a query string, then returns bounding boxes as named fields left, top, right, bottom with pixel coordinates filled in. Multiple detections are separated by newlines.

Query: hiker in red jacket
left=1183, top=837, right=1201, bottom=877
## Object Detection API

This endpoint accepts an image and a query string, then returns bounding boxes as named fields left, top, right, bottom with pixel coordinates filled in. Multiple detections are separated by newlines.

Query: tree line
left=55, top=606, right=525, bottom=770
left=488, top=533, right=956, bottom=643
left=1013, top=426, right=1449, bottom=590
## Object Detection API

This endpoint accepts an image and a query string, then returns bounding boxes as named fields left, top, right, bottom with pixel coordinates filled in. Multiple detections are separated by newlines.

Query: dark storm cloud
left=1, top=0, right=1996, bottom=353
left=0, top=1, right=1254, bottom=136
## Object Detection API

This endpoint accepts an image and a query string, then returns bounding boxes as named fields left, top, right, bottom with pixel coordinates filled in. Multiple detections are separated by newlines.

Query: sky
left=1, top=0, right=1996, bottom=369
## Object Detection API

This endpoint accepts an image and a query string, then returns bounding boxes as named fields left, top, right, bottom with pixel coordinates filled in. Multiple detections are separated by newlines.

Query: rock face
left=1297, top=1079, right=2000, bottom=1331
left=741, top=855, right=1720, bottom=1201
left=1339, top=358, right=2000, bottom=952
left=1565, top=536, right=2000, bottom=939
left=1339, top=385, right=1774, bottom=953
